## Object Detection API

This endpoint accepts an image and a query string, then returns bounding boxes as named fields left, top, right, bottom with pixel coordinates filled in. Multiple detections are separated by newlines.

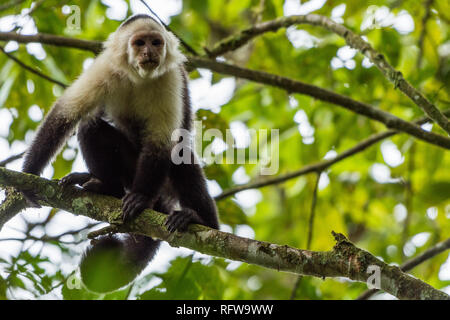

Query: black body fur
left=23, top=105, right=78, bottom=176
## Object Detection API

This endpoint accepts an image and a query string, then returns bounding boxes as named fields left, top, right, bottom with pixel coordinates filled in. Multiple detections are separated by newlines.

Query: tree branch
left=0, top=187, right=27, bottom=230
left=0, top=0, right=26, bottom=12
left=216, top=109, right=450, bottom=201
left=189, top=57, right=450, bottom=149
left=0, top=167, right=448, bottom=300
left=290, top=172, right=320, bottom=300
left=1, top=31, right=449, bottom=148
left=0, top=151, right=24, bottom=167
left=0, top=3, right=198, bottom=57
left=0, top=222, right=99, bottom=245
left=357, top=237, right=450, bottom=300
left=416, top=0, right=434, bottom=69
left=0, top=153, right=28, bottom=229
left=0, top=46, right=67, bottom=88
left=0, top=32, right=102, bottom=54
left=206, top=14, right=450, bottom=135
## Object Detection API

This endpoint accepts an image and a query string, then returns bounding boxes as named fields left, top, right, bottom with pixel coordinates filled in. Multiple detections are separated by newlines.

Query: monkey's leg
left=77, top=117, right=138, bottom=198
left=167, top=152, right=219, bottom=232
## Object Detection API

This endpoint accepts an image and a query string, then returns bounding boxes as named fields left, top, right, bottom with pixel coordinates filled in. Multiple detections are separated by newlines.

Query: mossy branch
left=189, top=57, right=450, bottom=150
left=217, top=109, right=450, bottom=200
left=0, top=167, right=448, bottom=300
left=207, top=14, right=450, bottom=135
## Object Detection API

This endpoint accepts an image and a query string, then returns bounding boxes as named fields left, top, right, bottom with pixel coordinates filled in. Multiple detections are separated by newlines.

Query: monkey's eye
left=134, top=39, right=145, bottom=46
left=152, top=39, right=162, bottom=46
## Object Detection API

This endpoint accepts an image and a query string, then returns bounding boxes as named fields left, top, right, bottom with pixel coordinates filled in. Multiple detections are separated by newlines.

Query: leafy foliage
left=0, top=0, right=449, bottom=299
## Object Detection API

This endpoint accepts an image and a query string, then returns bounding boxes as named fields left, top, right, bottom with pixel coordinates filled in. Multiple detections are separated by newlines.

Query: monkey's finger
left=123, top=202, right=146, bottom=223
left=165, top=212, right=181, bottom=227
left=165, top=213, right=179, bottom=230
left=170, top=217, right=187, bottom=232
left=166, top=218, right=179, bottom=233
left=125, top=207, right=140, bottom=223
left=122, top=193, right=138, bottom=212
left=164, top=215, right=174, bottom=232
left=122, top=194, right=136, bottom=215
left=122, top=205, right=134, bottom=222
left=165, top=211, right=191, bottom=232
left=122, top=192, right=133, bottom=202
left=123, top=200, right=139, bottom=220
left=122, top=200, right=132, bottom=216
left=175, top=216, right=190, bottom=232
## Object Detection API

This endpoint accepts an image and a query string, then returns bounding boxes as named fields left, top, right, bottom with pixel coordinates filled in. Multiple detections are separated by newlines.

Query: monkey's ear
left=165, top=31, right=187, bottom=67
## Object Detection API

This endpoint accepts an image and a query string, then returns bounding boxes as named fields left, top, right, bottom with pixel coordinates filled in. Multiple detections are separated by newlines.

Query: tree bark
left=0, top=167, right=448, bottom=300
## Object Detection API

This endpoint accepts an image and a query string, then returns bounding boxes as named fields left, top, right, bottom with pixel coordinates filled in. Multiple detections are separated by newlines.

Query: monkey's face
left=109, top=17, right=186, bottom=80
left=128, top=30, right=166, bottom=77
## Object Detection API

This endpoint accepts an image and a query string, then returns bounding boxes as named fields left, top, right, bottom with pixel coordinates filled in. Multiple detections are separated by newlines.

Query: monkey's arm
left=122, top=142, right=171, bottom=222
left=22, top=58, right=110, bottom=205
left=20, top=104, right=82, bottom=207
left=22, top=105, right=80, bottom=176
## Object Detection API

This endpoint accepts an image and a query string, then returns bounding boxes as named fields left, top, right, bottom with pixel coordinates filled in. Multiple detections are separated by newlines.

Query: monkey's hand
left=165, top=208, right=203, bottom=233
left=122, top=192, right=153, bottom=223
left=59, top=172, right=93, bottom=187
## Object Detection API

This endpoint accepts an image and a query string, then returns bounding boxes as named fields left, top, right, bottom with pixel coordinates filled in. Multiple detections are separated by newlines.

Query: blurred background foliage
left=0, top=0, right=449, bottom=300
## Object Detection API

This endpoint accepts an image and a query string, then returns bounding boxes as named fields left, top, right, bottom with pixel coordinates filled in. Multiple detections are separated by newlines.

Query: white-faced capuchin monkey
left=22, top=14, right=219, bottom=293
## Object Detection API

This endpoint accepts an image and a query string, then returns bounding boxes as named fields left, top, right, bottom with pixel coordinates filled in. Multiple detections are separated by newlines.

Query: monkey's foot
left=165, top=208, right=201, bottom=233
left=59, top=172, right=93, bottom=186
left=122, top=192, right=151, bottom=223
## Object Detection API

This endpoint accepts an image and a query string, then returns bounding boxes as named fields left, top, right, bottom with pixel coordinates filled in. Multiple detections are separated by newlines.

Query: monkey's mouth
left=140, top=59, right=159, bottom=68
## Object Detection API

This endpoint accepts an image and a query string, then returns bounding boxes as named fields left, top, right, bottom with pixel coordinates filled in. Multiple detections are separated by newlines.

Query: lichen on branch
left=0, top=167, right=448, bottom=300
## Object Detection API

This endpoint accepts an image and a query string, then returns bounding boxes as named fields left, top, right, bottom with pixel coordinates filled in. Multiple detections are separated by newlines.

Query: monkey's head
left=106, top=15, right=186, bottom=80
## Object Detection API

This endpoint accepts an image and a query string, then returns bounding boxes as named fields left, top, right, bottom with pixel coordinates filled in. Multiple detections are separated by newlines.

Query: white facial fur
left=104, top=18, right=186, bottom=81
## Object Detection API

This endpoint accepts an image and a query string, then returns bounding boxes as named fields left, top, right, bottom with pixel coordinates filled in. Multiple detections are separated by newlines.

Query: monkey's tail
left=79, top=233, right=160, bottom=293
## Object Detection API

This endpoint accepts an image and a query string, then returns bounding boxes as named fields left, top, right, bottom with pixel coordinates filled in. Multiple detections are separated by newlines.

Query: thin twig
left=290, top=172, right=320, bottom=300
left=0, top=152, right=24, bottom=167
left=401, top=144, right=415, bottom=261
left=138, top=0, right=199, bottom=56
left=190, top=57, right=450, bottom=150
left=0, top=0, right=26, bottom=12
left=254, top=0, right=266, bottom=24
left=216, top=109, right=450, bottom=201
left=206, top=14, right=450, bottom=135
left=416, top=0, right=434, bottom=69
left=306, top=173, right=320, bottom=250
left=0, top=32, right=102, bottom=54
left=0, top=222, right=99, bottom=244
left=0, top=46, right=67, bottom=88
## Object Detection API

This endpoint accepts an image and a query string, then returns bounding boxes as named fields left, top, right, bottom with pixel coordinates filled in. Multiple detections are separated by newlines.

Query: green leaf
left=217, top=198, right=248, bottom=226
